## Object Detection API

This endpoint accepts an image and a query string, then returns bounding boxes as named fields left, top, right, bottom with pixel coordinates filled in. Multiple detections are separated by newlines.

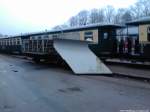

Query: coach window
left=13, top=38, right=16, bottom=45
left=52, top=34, right=58, bottom=38
left=103, top=32, right=108, bottom=39
left=5, top=39, right=7, bottom=45
left=13, top=39, right=15, bottom=45
left=7, top=39, right=9, bottom=45
left=5, top=40, right=7, bottom=45
left=8, top=38, right=10, bottom=45
left=12, top=39, right=14, bottom=45
left=3, top=40, right=4, bottom=45
left=38, top=36, right=41, bottom=40
left=44, top=35, right=49, bottom=39
left=84, top=32, right=93, bottom=41
left=6, top=39, right=8, bottom=45
left=10, top=39, right=12, bottom=45
left=147, top=26, right=150, bottom=41
left=4, top=40, right=6, bottom=45
left=17, top=38, right=20, bottom=45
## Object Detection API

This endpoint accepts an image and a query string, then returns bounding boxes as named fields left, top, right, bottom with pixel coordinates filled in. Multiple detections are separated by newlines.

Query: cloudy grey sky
left=0, top=0, right=137, bottom=35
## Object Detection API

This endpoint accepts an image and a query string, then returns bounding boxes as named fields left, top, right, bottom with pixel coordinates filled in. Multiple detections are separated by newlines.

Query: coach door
left=99, top=28, right=116, bottom=54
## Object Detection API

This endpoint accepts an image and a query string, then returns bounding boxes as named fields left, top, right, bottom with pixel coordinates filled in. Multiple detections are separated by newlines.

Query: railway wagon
left=20, top=24, right=122, bottom=62
left=20, top=24, right=121, bottom=74
left=89, top=25, right=123, bottom=58
left=0, top=23, right=122, bottom=58
left=126, top=17, right=150, bottom=61
left=0, top=36, right=22, bottom=54
left=89, top=17, right=150, bottom=62
left=1, top=23, right=123, bottom=74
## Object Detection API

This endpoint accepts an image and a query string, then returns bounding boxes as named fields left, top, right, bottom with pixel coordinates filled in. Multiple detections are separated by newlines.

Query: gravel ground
left=0, top=54, right=150, bottom=112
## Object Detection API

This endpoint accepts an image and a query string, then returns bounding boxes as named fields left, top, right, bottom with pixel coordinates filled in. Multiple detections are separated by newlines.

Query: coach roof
left=126, top=16, right=150, bottom=26
left=9, top=23, right=123, bottom=38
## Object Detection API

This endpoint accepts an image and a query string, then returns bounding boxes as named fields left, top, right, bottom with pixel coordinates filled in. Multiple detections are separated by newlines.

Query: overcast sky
left=0, top=0, right=137, bottom=35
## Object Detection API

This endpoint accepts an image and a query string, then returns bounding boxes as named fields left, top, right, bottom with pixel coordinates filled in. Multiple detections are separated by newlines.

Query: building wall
left=139, top=24, right=150, bottom=42
left=80, top=29, right=98, bottom=43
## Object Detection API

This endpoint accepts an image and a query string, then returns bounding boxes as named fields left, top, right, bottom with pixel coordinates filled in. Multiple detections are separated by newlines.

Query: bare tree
left=89, top=9, right=104, bottom=24
left=65, top=0, right=150, bottom=28
left=89, top=9, right=99, bottom=24
left=121, top=10, right=132, bottom=23
left=130, top=0, right=150, bottom=19
left=52, top=25, right=63, bottom=30
left=77, top=10, right=89, bottom=26
left=114, top=8, right=126, bottom=24
left=104, top=5, right=115, bottom=23
left=98, top=9, right=105, bottom=23
left=52, top=24, right=69, bottom=30
left=69, top=16, right=78, bottom=27
left=138, top=0, right=150, bottom=16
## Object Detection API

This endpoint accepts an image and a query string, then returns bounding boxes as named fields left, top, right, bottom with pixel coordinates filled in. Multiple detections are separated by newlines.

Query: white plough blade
left=54, top=39, right=112, bottom=74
